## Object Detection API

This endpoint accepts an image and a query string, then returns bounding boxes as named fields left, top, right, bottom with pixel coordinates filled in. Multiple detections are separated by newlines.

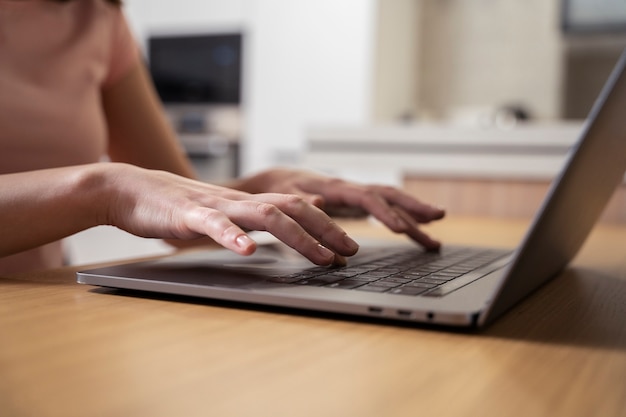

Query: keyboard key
left=280, top=246, right=511, bottom=299
left=366, top=281, right=400, bottom=288
left=356, top=284, right=394, bottom=293
left=296, top=275, right=345, bottom=286
left=390, top=286, right=429, bottom=296
left=383, top=277, right=415, bottom=284
left=418, top=278, right=449, bottom=285
left=403, top=281, right=438, bottom=289
left=326, top=279, right=367, bottom=289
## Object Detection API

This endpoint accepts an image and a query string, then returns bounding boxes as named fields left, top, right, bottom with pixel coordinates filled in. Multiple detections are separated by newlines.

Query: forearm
left=0, top=164, right=110, bottom=257
left=103, top=62, right=198, bottom=180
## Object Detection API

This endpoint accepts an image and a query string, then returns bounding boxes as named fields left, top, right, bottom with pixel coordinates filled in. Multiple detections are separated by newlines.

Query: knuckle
left=255, top=202, right=281, bottom=219
left=327, top=177, right=345, bottom=187
left=192, top=208, right=240, bottom=242
left=362, top=188, right=379, bottom=201
left=177, top=207, right=221, bottom=239
left=282, top=194, right=308, bottom=212
left=320, top=219, right=338, bottom=235
left=196, top=207, right=225, bottom=224
left=219, top=223, right=241, bottom=241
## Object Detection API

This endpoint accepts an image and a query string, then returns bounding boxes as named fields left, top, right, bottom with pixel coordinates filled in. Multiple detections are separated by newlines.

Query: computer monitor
left=148, top=33, right=243, bottom=105
left=561, top=0, right=626, bottom=34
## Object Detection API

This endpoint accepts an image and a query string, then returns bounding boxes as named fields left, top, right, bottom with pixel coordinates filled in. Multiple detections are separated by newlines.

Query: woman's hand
left=0, top=163, right=442, bottom=267
left=231, top=168, right=446, bottom=250
left=101, top=164, right=359, bottom=266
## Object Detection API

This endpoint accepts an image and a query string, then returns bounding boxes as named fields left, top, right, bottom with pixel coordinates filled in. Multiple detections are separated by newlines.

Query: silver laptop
left=77, top=49, right=626, bottom=328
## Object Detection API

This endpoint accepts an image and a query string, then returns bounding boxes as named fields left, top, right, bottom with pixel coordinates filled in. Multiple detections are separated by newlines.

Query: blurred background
left=122, top=0, right=626, bottom=173
left=67, top=0, right=626, bottom=264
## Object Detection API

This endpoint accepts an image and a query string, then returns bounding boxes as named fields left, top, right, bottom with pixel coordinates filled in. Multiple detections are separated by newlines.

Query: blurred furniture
left=178, top=132, right=240, bottom=181
left=147, top=31, right=243, bottom=181
left=304, top=123, right=626, bottom=223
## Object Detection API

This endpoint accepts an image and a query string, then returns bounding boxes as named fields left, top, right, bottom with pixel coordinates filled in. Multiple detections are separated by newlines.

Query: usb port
left=368, top=306, right=383, bottom=314
left=397, top=309, right=412, bottom=318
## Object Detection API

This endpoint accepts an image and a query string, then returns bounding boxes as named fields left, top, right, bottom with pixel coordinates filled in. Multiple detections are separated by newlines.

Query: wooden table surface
left=1, top=216, right=625, bottom=417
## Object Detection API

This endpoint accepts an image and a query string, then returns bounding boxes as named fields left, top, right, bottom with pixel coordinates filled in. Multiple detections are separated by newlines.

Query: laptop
left=77, top=49, right=626, bottom=328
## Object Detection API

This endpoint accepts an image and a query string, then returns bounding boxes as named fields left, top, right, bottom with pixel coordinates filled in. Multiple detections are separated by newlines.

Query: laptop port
left=397, top=309, right=412, bottom=318
left=368, top=306, right=383, bottom=314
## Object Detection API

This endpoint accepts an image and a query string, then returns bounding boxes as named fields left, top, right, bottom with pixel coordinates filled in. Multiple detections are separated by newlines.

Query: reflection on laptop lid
left=77, top=49, right=626, bottom=329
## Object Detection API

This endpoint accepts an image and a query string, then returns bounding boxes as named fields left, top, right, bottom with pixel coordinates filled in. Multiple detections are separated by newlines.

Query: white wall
left=372, top=0, right=422, bottom=122
left=124, top=0, right=378, bottom=175
left=242, top=0, right=377, bottom=173
left=417, top=0, right=563, bottom=120
left=124, top=0, right=250, bottom=51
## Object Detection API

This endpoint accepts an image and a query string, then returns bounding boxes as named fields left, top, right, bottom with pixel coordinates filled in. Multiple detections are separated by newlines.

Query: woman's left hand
left=234, top=168, right=446, bottom=250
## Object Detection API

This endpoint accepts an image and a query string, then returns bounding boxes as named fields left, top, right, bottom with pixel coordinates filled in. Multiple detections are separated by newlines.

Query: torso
left=0, top=0, right=138, bottom=274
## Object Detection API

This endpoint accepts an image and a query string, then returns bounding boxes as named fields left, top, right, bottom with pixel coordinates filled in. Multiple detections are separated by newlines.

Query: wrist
left=69, top=162, right=125, bottom=228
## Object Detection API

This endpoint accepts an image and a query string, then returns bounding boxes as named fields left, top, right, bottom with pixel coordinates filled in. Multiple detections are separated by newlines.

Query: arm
left=229, top=168, right=446, bottom=250
left=100, top=60, right=210, bottom=249
left=0, top=166, right=105, bottom=257
left=102, top=61, right=197, bottom=178
left=0, top=163, right=358, bottom=265
left=98, top=59, right=444, bottom=251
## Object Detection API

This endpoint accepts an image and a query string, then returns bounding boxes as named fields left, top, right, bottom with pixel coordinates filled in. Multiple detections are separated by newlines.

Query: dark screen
left=149, top=33, right=242, bottom=104
left=561, top=0, right=626, bottom=34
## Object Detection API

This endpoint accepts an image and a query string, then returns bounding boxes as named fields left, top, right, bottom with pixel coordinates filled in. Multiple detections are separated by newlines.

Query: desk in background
left=1, top=217, right=626, bottom=417
left=304, top=123, right=626, bottom=223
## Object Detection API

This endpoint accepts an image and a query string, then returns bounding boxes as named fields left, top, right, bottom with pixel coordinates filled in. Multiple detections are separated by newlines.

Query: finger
left=322, top=184, right=411, bottom=233
left=214, top=197, right=353, bottom=265
left=207, top=185, right=327, bottom=210
left=321, top=184, right=442, bottom=249
left=332, top=253, right=348, bottom=267
left=318, top=180, right=444, bottom=224
left=259, top=194, right=360, bottom=256
left=183, top=207, right=257, bottom=256
left=244, top=194, right=359, bottom=256
left=394, top=206, right=442, bottom=251
left=324, top=205, right=369, bottom=218
left=372, top=186, right=446, bottom=223
left=299, top=192, right=325, bottom=209
left=283, top=187, right=326, bottom=209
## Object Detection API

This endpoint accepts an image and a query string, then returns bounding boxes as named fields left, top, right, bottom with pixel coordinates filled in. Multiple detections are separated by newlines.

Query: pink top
left=0, top=0, right=139, bottom=274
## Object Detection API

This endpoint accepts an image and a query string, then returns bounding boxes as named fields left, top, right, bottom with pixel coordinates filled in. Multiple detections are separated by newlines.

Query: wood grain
left=1, top=218, right=625, bottom=417
left=404, top=175, right=626, bottom=223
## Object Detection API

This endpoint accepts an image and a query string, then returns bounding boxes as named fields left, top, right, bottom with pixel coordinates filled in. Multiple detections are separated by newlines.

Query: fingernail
left=426, top=241, right=442, bottom=252
left=317, top=244, right=335, bottom=262
left=236, top=235, right=255, bottom=249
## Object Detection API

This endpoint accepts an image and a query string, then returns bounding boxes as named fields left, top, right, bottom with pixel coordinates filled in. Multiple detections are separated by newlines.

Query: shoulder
left=100, top=3, right=141, bottom=88
left=50, top=0, right=140, bottom=88
left=0, top=0, right=139, bottom=87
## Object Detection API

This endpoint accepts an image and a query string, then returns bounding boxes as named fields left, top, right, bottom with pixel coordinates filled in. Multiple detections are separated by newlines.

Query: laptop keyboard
left=270, top=247, right=511, bottom=297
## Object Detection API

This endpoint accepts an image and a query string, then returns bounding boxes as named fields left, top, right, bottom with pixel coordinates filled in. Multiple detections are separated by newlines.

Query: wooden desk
left=1, top=217, right=626, bottom=417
